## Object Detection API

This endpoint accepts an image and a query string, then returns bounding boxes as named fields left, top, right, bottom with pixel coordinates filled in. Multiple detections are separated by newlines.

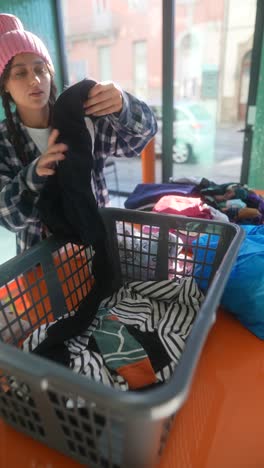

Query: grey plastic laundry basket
left=0, top=208, right=244, bottom=468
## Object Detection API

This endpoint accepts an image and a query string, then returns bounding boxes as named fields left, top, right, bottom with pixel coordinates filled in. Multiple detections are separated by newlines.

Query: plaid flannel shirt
left=0, top=91, right=157, bottom=254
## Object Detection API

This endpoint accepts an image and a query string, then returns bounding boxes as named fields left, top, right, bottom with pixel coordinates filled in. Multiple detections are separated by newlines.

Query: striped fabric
left=22, top=278, right=204, bottom=391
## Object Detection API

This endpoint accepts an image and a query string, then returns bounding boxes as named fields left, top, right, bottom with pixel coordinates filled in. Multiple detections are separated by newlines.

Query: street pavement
left=106, top=124, right=244, bottom=195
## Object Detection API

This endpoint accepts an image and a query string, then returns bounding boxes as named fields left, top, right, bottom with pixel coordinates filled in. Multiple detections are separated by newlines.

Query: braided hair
left=0, top=57, right=57, bottom=165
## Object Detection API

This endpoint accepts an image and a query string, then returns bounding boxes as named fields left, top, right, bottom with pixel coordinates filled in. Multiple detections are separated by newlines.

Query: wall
left=0, top=0, right=63, bottom=119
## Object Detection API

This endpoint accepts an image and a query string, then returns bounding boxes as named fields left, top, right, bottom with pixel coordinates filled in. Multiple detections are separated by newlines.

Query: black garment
left=37, top=79, right=102, bottom=245
left=199, top=178, right=248, bottom=201
left=126, top=327, right=171, bottom=373
left=33, top=287, right=110, bottom=366
left=35, top=79, right=115, bottom=366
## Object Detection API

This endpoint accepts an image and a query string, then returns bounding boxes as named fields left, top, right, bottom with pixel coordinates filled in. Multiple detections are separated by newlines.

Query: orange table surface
left=0, top=307, right=263, bottom=468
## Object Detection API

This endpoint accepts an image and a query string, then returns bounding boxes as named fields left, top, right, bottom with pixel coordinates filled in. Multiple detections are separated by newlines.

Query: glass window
left=128, top=0, right=147, bottom=10
left=93, top=0, right=108, bottom=14
left=62, top=0, right=162, bottom=197
left=99, top=46, right=112, bottom=81
left=0, top=229, right=16, bottom=265
left=68, top=59, right=87, bottom=84
left=61, top=0, right=257, bottom=191
left=152, top=105, right=162, bottom=120
left=133, top=40, right=147, bottom=99
left=174, top=109, right=188, bottom=122
left=187, top=104, right=212, bottom=120
left=172, top=0, right=257, bottom=173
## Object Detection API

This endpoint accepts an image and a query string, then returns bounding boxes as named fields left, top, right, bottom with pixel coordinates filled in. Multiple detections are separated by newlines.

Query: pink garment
left=153, top=195, right=213, bottom=220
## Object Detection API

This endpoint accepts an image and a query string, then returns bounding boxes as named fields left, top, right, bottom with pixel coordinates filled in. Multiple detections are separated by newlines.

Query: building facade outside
left=61, top=0, right=256, bottom=124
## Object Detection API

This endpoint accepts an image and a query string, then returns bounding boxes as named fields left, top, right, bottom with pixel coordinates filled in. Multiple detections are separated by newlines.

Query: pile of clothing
left=125, top=180, right=264, bottom=341
left=124, top=178, right=264, bottom=225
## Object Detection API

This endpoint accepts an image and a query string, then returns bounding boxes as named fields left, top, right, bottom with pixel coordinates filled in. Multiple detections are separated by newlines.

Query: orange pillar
left=141, top=137, right=155, bottom=183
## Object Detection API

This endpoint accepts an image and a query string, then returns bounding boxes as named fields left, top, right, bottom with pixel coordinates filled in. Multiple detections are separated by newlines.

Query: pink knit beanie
left=0, top=13, right=54, bottom=76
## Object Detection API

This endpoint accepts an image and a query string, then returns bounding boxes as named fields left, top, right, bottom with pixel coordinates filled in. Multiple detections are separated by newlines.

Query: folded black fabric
left=35, top=79, right=115, bottom=365
left=37, top=79, right=103, bottom=245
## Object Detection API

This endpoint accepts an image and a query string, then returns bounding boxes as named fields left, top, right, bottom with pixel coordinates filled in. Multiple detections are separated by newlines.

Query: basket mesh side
left=114, top=219, right=221, bottom=290
left=47, top=388, right=123, bottom=468
left=116, top=221, right=160, bottom=281
left=52, top=243, right=94, bottom=313
left=0, top=373, right=45, bottom=439
left=0, top=243, right=95, bottom=346
left=0, top=265, right=52, bottom=346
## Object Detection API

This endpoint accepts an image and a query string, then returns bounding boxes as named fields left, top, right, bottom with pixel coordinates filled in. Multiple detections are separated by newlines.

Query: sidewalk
left=106, top=153, right=241, bottom=201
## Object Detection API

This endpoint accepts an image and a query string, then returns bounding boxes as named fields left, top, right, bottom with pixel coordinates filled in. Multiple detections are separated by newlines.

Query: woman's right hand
left=36, top=129, right=67, bottom=177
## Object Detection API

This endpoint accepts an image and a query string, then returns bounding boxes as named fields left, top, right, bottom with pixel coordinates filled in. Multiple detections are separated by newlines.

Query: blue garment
left=124, top=183, right=197, bottom=209
left=194, top=225, right=264, bottom=339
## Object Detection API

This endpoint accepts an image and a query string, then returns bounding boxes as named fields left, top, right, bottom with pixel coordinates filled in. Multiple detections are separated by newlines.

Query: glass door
left=240, top=0, right=264, bottom=187
left=171, top=0, right=257, bottom=183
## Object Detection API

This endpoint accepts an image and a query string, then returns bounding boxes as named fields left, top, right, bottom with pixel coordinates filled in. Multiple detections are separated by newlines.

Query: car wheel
left=172, top=142, right=191, bottom=164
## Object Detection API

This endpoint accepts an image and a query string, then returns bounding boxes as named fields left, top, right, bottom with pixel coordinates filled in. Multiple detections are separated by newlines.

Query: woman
left=0, top=13, right=157, bottom=254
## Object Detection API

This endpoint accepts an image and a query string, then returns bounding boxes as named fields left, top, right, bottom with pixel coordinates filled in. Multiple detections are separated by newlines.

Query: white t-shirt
left=25, top=126, right=51, bottom=154
left=26, top=117, right=95, bottom=154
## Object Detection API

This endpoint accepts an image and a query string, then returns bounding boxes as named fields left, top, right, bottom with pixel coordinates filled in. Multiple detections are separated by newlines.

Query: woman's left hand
left=83, top=81, right=123, bottom=116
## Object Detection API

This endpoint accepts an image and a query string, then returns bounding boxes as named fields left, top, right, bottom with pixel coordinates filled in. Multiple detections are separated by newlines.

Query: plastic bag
left=194, top=225, right=264, bottom=339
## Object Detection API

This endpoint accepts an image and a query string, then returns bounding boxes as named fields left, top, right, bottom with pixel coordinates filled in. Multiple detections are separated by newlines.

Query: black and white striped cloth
left=22, top=277, right=204, bottom=391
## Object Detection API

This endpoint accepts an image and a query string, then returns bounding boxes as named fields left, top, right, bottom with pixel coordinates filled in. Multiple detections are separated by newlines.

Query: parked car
left=150, top=101, right=215, bottom=164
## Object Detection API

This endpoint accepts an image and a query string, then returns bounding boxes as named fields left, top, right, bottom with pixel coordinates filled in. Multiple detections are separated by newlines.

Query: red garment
left=153, top=195, right=212, bottom=219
